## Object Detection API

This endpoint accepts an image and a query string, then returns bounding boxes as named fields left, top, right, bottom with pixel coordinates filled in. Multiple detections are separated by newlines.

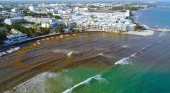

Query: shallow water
left=2, top=32, right=170, bottom=93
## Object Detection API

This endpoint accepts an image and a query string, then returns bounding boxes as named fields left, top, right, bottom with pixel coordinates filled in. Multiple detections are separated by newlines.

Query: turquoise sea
left=133, top=2, right=170, bottom=29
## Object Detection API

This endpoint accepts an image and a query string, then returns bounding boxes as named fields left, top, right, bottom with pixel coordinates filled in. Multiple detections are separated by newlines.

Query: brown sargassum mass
left=0, top=32, right=118, bottom=92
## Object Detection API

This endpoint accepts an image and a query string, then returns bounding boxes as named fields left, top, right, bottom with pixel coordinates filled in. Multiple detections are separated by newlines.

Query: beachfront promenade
left=3, top=32, right=61, bottom=46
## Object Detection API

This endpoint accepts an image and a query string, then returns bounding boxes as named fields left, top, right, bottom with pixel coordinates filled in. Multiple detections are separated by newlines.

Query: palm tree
left=82, top=26, right=85, bottom=31
left=88, top=24, right=91, bottom=29
left=57, top=27, right=63, bottom=33
left=76, top=29, right=79, bottom=33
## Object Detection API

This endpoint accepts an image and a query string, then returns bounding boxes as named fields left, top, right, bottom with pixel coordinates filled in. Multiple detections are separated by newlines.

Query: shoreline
left=122, top=30, right=154, bottom=36
left=132, top=6, right=170, bottom=31
left=1, top=31, right=106, bottom=48
left=86, top=29, right=155, bottom=36
left=0, top=29, right=163, bottom=93
left=131, top=8, right=152, bottom=30
left=0, top=7, right=158, bottom=48
left=0, top=30, right=155, bottom=49
left=0, top=29, right=152, bottom=48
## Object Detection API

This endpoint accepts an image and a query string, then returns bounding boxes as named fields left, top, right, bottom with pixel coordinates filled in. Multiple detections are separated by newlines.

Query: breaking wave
left=115, top=57, right=133, bottom=65
left=53, top=49, right=78, bottom=54
left=94, top=47, right=107, bottom=50
left=121, top=45, right=129, bottom=48
left=4, top=70, right=72, bottom=93
left=63, top=74, right=106, bottom=93
left=98, top=53, right=114, bottom=58
left=140, top=44, right=154, bottom=53
left=130, top=52, right=138, bottom=58
left=5, top=72, right=57, bottom=93
left=67, top=51, right=74, bottom=57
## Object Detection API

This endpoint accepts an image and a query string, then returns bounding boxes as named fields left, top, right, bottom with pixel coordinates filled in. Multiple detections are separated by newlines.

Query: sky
left=0, top=0, right=168, bottom=1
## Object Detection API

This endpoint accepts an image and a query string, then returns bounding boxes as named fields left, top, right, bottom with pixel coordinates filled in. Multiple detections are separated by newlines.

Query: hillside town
left=0, top=1, right=156, bottom=45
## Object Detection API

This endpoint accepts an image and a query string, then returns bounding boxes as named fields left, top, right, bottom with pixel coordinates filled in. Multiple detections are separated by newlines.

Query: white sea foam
left=95, top=47, right=106, bottom=50
left=4, top=70, right=73, bottom=93
left=123, top=30, right=154, bottom=36
left=53, top=49, right=78, bottom=54
left=98, top=53, right=114, bottom=58
left=63, top=75, right=106, bottom=93
left=130, top=53, right=137, bottom=58
left=4, top=72, right=57, bottom=93
left=67, top=51, right=74, bottom=57
left=115, top=57, right=133, bottom=65
left=143, top=47, right=146, bottom=50
left=98, top=53, right=104, bottom=56
left=121, top=45, right=129, bottom=48
left=141, top=44, right=152, bottom=52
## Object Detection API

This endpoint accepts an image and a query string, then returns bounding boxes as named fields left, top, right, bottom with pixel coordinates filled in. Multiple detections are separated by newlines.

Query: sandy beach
left=122, top=30, right=155, bottom=36
left=86, top=29, right=155, bottom=36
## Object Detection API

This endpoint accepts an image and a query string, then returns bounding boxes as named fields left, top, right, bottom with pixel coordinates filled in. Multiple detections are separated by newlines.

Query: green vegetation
left=39, top=27, right=51, bottom=35
left=0, top=31, right=7, bottom=44
left=23, top=11, right=47, bottom=17
left=130, top=18, right=135, bottom=23
left=88, top=24, right=91, bottom=29
left=53, top=15, right=62, bottom=19
left=0, top=8, right=3, bottom=11
left=0, top=7, right=12, bottom=12
left=82, top=26, right=85, bottom=31
left=0, top=19, right=4, bottom=27
left=135, top=25, right=145, bottom=30
left=48, top=13, right=62, bottom=19
left=75, top=29, right=79, bottom=33
left=19, top=21, right=35, bottom=24
left=56, top=27, right=64, bottom=33
left=4, top=24, right=51, bottom=37
left=5, top=24, right=33, bottom=36
left=0, top=23, right=4, bottom=27
left=112, top=6, right=143, bottom=11
left=89, top=5, right=99, bottom=8
left=129, top=17, right=145, bottom=30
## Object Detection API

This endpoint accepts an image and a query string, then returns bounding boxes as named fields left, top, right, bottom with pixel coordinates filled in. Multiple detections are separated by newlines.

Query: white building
left=4, top=29, right=27, bottom=44
left=41, top=21, right=60, bottom=28
left=73, top=10, right=136, bottom=32
left=11, top=12, right=22, bottom=17
left=64, top=21, right=76, bottom=27
left=11, top=8, right=17, bottom=12
left=24, top=16, right=55, bottom=23
left=29, top=5, right=36, bottom=11
left=4, top=16, right=60, bottom=28
left=0, top=11, right=7, bottom=15
left=4, top=17, right=24, bottom=25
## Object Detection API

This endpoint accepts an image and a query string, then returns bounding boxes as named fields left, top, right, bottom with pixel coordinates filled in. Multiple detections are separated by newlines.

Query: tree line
left=4, top=24, right=51, bottom=37
left=112, top=6, right=143, bottom=12
left=47, top=13, right=62, bottom=19
left=0, top=31, right=7, bottom=44
left=23, top=11, right=48, bottom=17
